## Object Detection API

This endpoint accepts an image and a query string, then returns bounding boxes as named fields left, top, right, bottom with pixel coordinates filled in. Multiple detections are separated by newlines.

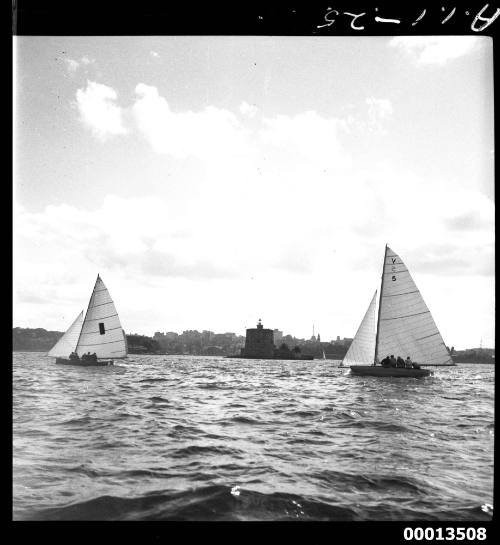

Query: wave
left=23, top=484, right=493, bottom=521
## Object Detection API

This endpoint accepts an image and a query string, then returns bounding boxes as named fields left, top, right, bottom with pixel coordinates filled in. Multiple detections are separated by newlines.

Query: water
left=13, top=353, right=494, bottom=521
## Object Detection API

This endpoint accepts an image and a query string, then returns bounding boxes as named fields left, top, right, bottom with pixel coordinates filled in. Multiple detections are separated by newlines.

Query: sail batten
left=342, top=290, right=377, bottom=366
left=376, top=246, right=453, bottom=366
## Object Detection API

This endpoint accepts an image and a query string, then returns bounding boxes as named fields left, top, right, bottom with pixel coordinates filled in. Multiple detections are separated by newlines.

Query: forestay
left=48, top=311, right=84, bottom=358
left=376, top=246, right=453, bottom=366
left=342, top=291, right=377, bottom=366
left=75, top=276, right=127, bottom=359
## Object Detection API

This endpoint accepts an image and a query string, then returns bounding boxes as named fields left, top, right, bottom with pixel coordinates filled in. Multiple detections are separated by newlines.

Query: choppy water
left=13, top=353, right=494, bottom=521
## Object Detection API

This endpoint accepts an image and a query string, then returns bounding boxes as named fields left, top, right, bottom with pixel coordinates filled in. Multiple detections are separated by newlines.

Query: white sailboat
left=343, top=245, right=454, bottom=377
left=48, top=275, right=128, bottom=366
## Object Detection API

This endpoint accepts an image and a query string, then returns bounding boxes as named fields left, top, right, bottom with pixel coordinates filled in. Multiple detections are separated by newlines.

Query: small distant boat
left=48, top=275, right=128, bottom=366
left=343, top=245, right=455, bottom=378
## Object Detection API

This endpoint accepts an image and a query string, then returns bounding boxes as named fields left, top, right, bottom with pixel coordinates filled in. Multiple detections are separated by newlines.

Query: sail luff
left=374, top=244, right=388, bottom=363
left=75, top=275, right=99, bottom=355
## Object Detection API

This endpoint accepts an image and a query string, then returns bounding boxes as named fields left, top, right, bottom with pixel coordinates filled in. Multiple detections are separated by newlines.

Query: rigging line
left=380, top=310, right=430, bottom=321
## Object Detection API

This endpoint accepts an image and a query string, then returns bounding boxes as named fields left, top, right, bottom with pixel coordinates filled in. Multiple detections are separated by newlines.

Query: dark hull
left=55, top=358, right=113, bottom=367
left=350, top=365, right=431, bottom=378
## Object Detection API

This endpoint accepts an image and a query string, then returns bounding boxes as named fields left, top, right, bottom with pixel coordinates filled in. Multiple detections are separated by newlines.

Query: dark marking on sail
left=382, top=290, right=419, bottom=297
left=391, top=258, right=396, bottom=264
left=380, top=310, right=430, bottom=321
left=99, top=322, right=105, bottom=335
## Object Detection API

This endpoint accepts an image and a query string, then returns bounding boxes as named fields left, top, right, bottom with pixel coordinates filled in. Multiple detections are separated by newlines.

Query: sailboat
left=48, top=275, right=128, bottom=366
left=343, top=245, right=454, bottom=378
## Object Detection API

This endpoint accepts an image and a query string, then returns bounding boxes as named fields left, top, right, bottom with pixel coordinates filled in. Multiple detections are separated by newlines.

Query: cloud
left=150, top=51, right=160, bottom=58
left=132, top=84, right=252, bottom=160
left=76, top=81, right=128, bottom=139
left=64, top=56, right=95, bottom=73
left=239, top=101, right=258, bottom=118
left=260, top=110, right=350, bottom=168
left=339, top=98, right=393, bottom=136
left=64, top=58, right=80, bottom=73
left=389, top=36, right=482, bottom=65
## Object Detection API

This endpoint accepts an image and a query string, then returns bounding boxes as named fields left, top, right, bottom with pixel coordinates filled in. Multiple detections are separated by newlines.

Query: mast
left=75, top=274, right=100, bottom=354
left=374, top=244, right=388, bottom=363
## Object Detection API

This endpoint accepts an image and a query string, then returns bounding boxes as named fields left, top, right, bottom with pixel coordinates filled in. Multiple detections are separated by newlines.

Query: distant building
left=242, top=319, right=275, bottom=359
left=273, top=329, right=283, bottom=346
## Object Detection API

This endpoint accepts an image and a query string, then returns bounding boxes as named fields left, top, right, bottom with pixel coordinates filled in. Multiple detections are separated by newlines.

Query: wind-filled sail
left=376, top=246, right=453, bottom=366
left=47, top=311, right=84, bottom=358
left=75, top=276, right=127, bottom=359
left=342, top=291, right=377, bottom=366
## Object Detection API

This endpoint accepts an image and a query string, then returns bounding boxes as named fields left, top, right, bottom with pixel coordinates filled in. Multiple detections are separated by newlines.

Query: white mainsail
left=376, top=246, right=453, bottom=366
left=75, top=275, right=127, bottom=359
left=47, top=311, right=84, bottom=358
left=342, top=291, right=377, bottom=366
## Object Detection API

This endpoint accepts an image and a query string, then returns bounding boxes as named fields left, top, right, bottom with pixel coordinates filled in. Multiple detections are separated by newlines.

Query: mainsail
left=342, top=291, right=377, bottom=366
left=376, top=246, right=453, bottom=366
left=47, top=311, right=84, bottom=358
left=75, top=275, right=127, bottom=359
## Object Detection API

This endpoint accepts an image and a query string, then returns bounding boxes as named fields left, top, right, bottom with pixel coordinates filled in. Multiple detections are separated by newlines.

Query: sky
left=13, top=36, right=494, bottom=349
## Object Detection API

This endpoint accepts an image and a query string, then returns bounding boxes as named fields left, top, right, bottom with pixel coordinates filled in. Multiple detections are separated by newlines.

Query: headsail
left=47, top=311, right=84, bottom=358
left=75, top=275, right=127, bottom=359
left=342, top=291, right=377, bottom=366
left=376, top=246, right=453, bottom=366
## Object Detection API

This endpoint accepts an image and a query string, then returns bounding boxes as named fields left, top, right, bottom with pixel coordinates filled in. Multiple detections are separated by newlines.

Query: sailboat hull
left=55, top=358, right=114, bottom=367
left=349, top=365, right=431, bottom=378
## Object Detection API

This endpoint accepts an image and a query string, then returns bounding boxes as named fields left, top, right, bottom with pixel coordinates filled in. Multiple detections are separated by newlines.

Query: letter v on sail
left=343, top=245, right=454, bottom=378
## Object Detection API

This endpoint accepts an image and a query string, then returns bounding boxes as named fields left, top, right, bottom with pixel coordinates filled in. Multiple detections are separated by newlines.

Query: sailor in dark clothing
left=91, top=352, right=98, bottom=362
left=412, top=362, right=421, bottom=369
left=389, top=355, right=397, bottom=367
left=396, top=356, right=405, bottom=368
left=69, top=351, right=79, bottom=361
left=405, top=356, right=413, bottom=368
left=380, top=355, right=390, bottom=368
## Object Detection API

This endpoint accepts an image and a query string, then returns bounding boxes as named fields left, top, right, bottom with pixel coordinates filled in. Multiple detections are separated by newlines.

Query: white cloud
left=76, top=81, right=128, bottom=139
left=260, top=110, right=351, bottom=168
left=64, top=58, right=80, bottom=73
left=239, top=101, right=258, bottom=118
left=132, top=83, right=251, bottom=160
left=150, top=51, right=160, bottom=58
left=389, top=36, right=482, bottom=65
left=80, top=56, right=95, bottom=65
left=64, top=56, right=95, bottom=73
